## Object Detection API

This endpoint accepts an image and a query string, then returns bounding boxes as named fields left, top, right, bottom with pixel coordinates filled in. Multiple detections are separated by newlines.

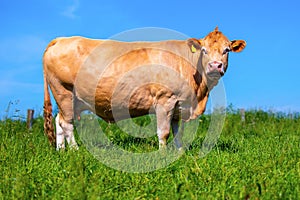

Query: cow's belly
left=75, top=74, right=196, bottom=122
left=92, top=82, right=157, bottom=122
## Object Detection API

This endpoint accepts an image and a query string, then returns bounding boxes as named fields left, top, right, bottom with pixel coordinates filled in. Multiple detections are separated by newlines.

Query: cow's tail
left=43, top=63, right=55, bottom=146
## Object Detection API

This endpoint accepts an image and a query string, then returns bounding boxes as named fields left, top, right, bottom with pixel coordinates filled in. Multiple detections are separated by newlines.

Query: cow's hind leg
left=61, top=117, right=78, bottom=150
left=55, top=114, right=65, bottom=149
left=56, top=113, right=78, bottom=150
left=49, top=81, right=78, bottom=150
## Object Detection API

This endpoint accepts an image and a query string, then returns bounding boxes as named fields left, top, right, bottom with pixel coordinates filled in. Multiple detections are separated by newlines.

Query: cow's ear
left=187, top=38, right=202, bottom=53
left=230, top=40, right=246, bottom=52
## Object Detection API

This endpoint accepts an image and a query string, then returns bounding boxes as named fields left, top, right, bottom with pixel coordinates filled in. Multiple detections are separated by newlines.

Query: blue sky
left=1, top=0, right=300, bottom=118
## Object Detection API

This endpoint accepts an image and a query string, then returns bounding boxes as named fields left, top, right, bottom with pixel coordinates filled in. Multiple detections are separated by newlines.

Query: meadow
left=0, top=109, right=299, bottom=199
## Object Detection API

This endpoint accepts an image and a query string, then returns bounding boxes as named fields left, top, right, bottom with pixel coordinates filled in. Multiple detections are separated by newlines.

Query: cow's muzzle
left=207, top=61, right=224, bottom=76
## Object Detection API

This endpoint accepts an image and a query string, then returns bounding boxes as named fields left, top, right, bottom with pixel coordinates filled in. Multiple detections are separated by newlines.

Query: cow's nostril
left=209, top=61, right=223, bottom=69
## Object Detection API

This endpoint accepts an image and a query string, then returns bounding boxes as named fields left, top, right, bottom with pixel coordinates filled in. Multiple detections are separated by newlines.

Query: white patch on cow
left=63, top=122, right=78, bottom=150
left=157, top=128, right=167, bottom=149
left=55, top=114, right=65, bottom=150
left=55, top=114, right=78, bottom=150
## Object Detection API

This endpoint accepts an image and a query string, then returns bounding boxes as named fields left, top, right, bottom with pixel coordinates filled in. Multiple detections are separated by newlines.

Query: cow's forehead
left=203, top=29, right=230, bottom=48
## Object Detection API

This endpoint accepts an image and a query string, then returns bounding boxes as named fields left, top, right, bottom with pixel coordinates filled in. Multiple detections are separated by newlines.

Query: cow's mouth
left=206, top=71, right=222, bottom=90
left=207, top=71, right=223, bottom=78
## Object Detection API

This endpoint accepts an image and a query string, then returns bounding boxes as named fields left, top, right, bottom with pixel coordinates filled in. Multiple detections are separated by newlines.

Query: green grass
left=0, top=110, right=299, bottom=199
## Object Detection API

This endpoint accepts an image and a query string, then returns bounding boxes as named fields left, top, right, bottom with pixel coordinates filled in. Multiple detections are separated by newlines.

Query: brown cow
left=43, top=27, right=246, bottom=150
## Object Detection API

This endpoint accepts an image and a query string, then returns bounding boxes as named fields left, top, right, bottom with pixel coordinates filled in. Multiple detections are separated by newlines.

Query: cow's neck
left=190, top=69, right=210, bottom=119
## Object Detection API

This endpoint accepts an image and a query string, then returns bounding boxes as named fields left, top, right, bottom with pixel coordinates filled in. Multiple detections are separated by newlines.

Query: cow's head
left=188, top=27, right=246, bottom=78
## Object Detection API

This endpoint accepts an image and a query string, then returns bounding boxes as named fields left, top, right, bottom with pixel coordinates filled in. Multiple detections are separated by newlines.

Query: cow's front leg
left=155, top=104, right=173, bottom=149
left=171, top=119, right=184, bottom=151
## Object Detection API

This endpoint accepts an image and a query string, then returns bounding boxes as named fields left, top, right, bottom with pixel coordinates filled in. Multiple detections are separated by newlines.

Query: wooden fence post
left=27, top=109, right=34, bottom=129
left=240, top=108, right=245, bottom=122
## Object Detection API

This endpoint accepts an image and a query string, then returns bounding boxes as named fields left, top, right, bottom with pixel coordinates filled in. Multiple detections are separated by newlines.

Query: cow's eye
left=201, top=47, right=208, bottom=54
left=223, top=47, right=231, bottom=55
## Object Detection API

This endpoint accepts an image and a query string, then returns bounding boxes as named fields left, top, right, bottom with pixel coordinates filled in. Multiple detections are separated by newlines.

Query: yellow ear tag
left=191, top=44, right=197, bottom=53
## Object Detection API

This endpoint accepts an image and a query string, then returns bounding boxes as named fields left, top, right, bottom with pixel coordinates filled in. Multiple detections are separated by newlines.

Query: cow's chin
left=206, top=71, right=222, bottom=90
left=207, top=71, right=223, bottom=78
